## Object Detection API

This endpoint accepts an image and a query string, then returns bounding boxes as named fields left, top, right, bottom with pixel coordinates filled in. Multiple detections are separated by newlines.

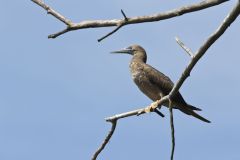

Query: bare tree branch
left=105, top=108, right=145, bottom=122
left=48, top=28, right=71, bottom=39
left=97, top=10, right=128, bottom=42
left=92, top=1, right=240, bottom=159
left=31, top=0, right=229, bottom=40
left=97, top=24, right=123, bottom=42
left=31, top=0, right=73, bottom=26
left=168, top=99, right=175, bottom=160
left=92, top=120, right=117, bottom=160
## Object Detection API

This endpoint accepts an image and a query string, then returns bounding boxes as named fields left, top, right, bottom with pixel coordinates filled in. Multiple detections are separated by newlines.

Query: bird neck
left=131, top=51, right=147, bottom=63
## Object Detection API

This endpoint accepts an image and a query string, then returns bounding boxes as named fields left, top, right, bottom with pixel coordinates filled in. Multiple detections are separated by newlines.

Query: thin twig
left=175, top=37, right=194, bottom=58
left=98, top=24, right=123, bottom=42
left=98, top=9, right=129, bottom=42
left=91, top=120, right=117, bottom=160
left=32, top=0, right=229, bottom=39
left=48, top=28, right=71, bottom=39
left=31, top=0, right=72, bottom=26
left=168, top=99, right=175, bottom=160
left=121, top=9, right=128, bottom=21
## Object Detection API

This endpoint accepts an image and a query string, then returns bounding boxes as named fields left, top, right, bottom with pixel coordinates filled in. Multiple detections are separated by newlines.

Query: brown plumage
left=112, top=44, right=210, bottom=123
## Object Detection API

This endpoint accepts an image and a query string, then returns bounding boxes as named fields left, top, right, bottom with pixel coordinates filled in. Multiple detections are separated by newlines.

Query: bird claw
left=144, top=100, right=160, bottom=113
left=137, top=106, right=155, bottom=116
left=144, top=106, right=152, bottom=113
left=137, top=100, right=164, bottom=117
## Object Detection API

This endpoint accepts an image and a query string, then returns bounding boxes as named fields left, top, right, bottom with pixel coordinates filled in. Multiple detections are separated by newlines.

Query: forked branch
left=31, top=0, right=229, bottom=40
left=91, top=120, right=117, bottom=160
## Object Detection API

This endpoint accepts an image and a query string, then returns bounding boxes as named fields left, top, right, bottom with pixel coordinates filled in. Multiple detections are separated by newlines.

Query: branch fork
left=98, top=9, right=129, bottom=42
left=32, top=0, right=229, bottom=40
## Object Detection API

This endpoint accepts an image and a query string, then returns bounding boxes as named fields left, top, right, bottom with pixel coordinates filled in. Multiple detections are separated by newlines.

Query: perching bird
left=112, top=44, right=210, bottom=123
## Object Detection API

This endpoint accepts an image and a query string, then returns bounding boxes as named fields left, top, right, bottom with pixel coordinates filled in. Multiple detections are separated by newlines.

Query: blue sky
left=0, top=1, right=240, bottom=160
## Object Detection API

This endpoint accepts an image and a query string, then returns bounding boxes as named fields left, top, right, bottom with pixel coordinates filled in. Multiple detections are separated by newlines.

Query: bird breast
left=130, top=62, right=162, bottom=101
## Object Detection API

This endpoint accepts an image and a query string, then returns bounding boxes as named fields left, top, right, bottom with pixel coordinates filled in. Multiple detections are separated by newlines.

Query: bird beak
left=111, top=48, right=132, bottom=54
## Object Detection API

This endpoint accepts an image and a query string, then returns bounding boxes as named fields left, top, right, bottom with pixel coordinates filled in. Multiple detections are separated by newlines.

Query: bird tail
left=179, top=105, right=211, bottom=123
left=187, top=104, right=202, bottom=111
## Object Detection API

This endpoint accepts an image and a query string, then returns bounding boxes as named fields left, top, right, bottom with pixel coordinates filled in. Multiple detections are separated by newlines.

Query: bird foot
left=144, top=106, right=152, bottom=113
left=137, top=104, right=157, bottom=116
left=144, top=100, right=160, bottom=113
left=137, top=100, right=163, bottom=116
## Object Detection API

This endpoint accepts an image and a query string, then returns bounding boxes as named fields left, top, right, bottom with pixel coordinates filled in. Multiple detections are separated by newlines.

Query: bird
left=111, top=44, right=210, bottom=123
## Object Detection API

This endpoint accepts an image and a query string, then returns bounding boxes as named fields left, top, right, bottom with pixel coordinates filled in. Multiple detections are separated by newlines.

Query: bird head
left=111, top=44, right=146, bottom=56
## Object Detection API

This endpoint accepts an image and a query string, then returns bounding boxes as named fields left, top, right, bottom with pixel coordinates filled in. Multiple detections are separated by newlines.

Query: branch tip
left=91, top=120, right=117, bottom=160
left=98, top=24, right=123, bottom=42
left=121, top=9, right=128, bottom=21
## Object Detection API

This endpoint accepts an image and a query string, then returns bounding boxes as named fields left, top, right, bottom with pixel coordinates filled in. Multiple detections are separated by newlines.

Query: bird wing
left=144, top=64, right=174, bottom=95
left=144, top=64, right=189, bottom=105
left=143, top=64, right=208, bottom=122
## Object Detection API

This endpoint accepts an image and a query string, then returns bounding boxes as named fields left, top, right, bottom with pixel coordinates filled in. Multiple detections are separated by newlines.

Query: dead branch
left=91, top=120, right=117, bottom=160
left=92, top=1, right=240, bottom=159
left=168, top=99, right=175, bottom=160
left=97, top=10, right=128, bottom=42
left=31, top=0, right=229, bottom=40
